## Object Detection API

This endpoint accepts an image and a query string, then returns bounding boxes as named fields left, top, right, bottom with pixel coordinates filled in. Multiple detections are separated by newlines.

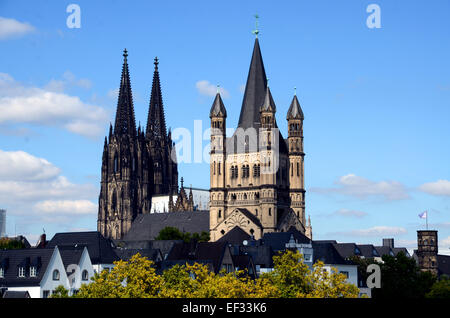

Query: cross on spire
left=252, top=14, right=260, bottom=38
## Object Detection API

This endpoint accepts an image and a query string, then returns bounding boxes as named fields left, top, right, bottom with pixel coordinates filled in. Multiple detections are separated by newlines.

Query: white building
left=0, top=246, right=95, bottom=298
left=150, top=188, right=210, bottom=213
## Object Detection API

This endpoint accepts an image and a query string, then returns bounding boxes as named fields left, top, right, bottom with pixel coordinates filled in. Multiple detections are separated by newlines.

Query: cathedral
left=209, top=36, right=312, bottom=241
left=97, top=30, right=312, bottom=242
left=97, top=50, right=179, bottom=239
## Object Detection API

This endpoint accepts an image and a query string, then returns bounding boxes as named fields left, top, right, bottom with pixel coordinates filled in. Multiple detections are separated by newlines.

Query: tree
left=262, top=250, right=360, bottom=298
left=426, top=276, right=450, bottom=298
left=155, top=226, right=210, bottom=242
left=76, top=253, right=163, bottom=298
left=370, top=252, right=436, bottom=298
left=51, top=285, right=70, bottom=298
left=74, top=251, right=360, bottom=298
left=0, top=238, right=25, bottom=249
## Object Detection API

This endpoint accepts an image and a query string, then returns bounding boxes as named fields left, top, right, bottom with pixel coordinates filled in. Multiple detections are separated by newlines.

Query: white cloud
left=332, top=226, right=407, bottom=237
left=34, top=200, right=97, bottom=215
left=311, top=174, right=409, bottom=201
left=0, top=73, right=108, bottom=138
left=0, top=150, right=60, bottom=181
left=333, top=208, right=367, bottom=218
left=196, top=80, right=230, bottom=98
left=0, top=17, right=35, bottom=40
left=419, top=180, right=450, bottom=197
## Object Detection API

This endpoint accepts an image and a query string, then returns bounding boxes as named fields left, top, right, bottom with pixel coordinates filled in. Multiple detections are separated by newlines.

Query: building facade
left=98, top=50, right=178, bottom=239
left=209, top=37, right=311, bottom=241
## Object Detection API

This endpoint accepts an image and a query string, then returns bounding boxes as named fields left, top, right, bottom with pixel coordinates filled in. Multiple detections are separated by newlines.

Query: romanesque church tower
left=98, top=50, right=178, bottom=239
left=209, top=36, right=311, bottom=241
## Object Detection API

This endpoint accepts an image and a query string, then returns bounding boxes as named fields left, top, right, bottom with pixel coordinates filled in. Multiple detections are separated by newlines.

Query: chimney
left=383, top=238, right=394, bottom=248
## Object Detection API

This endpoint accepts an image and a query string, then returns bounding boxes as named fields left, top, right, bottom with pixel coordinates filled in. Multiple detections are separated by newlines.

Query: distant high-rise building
left=0, top=209, right=6, bottom=238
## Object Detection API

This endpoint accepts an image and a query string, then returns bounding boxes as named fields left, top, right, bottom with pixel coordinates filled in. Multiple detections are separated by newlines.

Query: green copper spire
left=252, top=14, right=259, bottom=38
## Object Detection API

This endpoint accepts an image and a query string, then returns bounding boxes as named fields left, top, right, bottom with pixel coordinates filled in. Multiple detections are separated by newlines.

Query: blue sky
left=0, top=0, right=449, bottom=254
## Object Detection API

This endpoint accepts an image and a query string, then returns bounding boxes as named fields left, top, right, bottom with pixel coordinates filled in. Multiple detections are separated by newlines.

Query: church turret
left=287, top=90, right=306, bottom=225
left=209, top=90, right=227, bottom=227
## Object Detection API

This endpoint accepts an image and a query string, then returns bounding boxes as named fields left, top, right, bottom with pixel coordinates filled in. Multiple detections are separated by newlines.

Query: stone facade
left=416, top=230, right=438, bottom=275
left=98, top=51, right=178, bottom=239
left=209, top=38, right=311, bottom=241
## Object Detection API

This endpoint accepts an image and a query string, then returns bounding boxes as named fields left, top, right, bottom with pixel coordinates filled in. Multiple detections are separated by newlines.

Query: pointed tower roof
left=209, top=91, right=227, bottom=118
left=237, top=38, right=267, bottom=130
left=286, top=93, right=304, bottom=120
left=260, top=86, right=276, bottom=112
left=146, top=57, right=167, bottom=140
left=114, top=49, right=137, bottom=137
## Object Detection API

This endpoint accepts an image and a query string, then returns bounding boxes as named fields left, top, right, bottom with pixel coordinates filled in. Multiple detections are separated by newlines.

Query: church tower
left=287, top=91, right=306, bottom=225
left=98, top=49, right=151, bottom=239
left=209, top=28, right=306, bottom=241
left=210, top=90, right=227, bottom=227
left=146, top=57, right=178, bottom=196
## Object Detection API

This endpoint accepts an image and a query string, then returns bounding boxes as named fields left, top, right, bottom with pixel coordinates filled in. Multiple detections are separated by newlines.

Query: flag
left=419, top=211, right=427, bottom=219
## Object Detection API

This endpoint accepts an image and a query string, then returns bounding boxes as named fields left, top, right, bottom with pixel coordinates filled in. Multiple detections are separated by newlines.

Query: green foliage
left=0, top=238, right=26, bottom=250
left=50, top=285, right=70, bottom=298
left=351, top=251, right=437, bottom=298
left=426, top=276, right=450, bottom=298
left=155, top=226, right=210, bottom=243
left=75, top=251, right=360, bottom=298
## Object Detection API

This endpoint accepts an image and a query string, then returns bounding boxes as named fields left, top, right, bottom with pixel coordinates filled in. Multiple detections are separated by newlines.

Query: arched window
left=82, top=270, right=89, bottom=281
left=218, top=210, right=222, bottom=218
left=53, top=269, right=60, bottom=281
left=111, top=190, right=117, bottom=212
left=113, top=154, right=118, bottom=173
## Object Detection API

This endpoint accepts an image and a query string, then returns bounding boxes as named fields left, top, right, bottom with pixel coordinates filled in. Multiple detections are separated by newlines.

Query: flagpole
left=426, top=211, right=428, bottom=230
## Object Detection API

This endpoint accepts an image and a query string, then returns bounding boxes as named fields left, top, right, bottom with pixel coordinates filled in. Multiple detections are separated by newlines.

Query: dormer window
left=53, top=269, right=60, bottom=281
left=0, top=267, right=4, bottom=278
left=30, top=266, right=37, bottom=277
left=82, top=270, right=89, bottom=281
left=18, top=267, right=25, bottom=278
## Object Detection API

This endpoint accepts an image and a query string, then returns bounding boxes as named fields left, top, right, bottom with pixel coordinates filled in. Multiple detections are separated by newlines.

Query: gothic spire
left=260, top=86, right=276, bottom=112
left=114, top=49, right=137, bottom=138
left=237, top=38, right=267, bottom=130
left=146, top=57, right=167, bottom=140
left=209, top=90, right=227, bottom=118
left=286, top=93, right=304, bottom=120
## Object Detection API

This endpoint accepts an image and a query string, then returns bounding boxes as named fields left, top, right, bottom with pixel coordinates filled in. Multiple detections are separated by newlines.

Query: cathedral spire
left=146, top=56, right=167, bottom=140
left=114, top=49, right=137, bottom=138
left=237, top=37, right=267, bottom=130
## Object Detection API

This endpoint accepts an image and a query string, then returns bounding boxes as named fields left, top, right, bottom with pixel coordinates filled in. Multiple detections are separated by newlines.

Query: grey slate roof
left=374, top=246, right=395, bottom=257
left=235, top=208, right=262, bottom=229
left=47, top=231, right=119, bottom=264
left=58, top=246, right=86, bottom=271
left=312, top=242, right=353, bottom=265
left=114, top=248, right=162, bottom=263
left=239, top=245, right=274, bottom=268
left=356, top=244, right=380, bottom=258
left=122, top=211, right=210, bottom=241
left=333, top=243, right=362, bottom=259
left=392, top=247, right=410, bottom=257
left=2, top=290, right=30, bottom=298
left=229, top=38, right=289, bottom=155
left=166, top=241, right=228, bottom=273
left=286, top=95, right=304, bottom=120
left=217, top=226, right=251, bottom=245
left=209, top=93, right=227, bottom=118
left=0, top=248, right=54, bottom=287
left=262, top=228, right=311, bottom=251
left=260, top=86, right=276, bottom=112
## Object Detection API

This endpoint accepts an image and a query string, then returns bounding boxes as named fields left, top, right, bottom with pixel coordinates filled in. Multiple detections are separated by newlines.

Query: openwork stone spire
left=114, top=49, right=137, bottom=138
left=146, top=56, right=167, bottom=140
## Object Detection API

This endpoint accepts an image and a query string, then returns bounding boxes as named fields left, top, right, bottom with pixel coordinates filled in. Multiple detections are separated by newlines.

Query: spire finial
left=217, top=84, right=220, bottom=94
left=154, top=56, right=159, bottom=69
left=123, top=48, right=128, bottom=59
left=294, top=86, right=297, bottom=96
left=252, top=14, right=260, bottom=38
left=181, top=177, right=184, bottom=188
